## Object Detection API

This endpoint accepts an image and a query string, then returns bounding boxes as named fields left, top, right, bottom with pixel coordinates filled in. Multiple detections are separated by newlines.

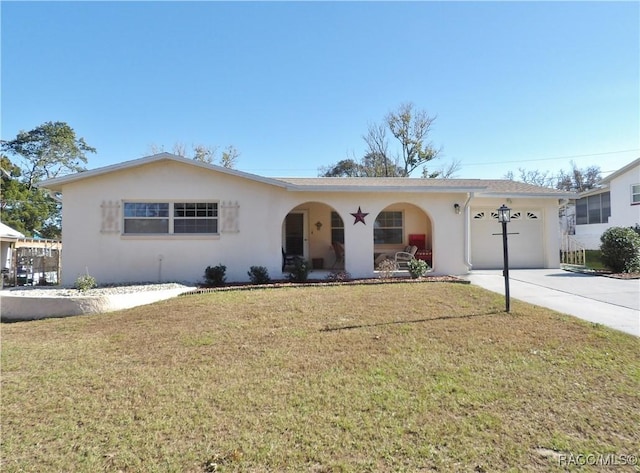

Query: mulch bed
left=595, top=271, right=640, bottom=280
left=183, top=275, right=468, bottom=295
left=563, top=266, right=640, bottom=279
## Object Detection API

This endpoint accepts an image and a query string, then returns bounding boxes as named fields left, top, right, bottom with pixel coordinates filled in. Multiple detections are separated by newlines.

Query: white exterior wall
left=608, top=165, right=640, bottom=228
left=574, top=223, right=609, bottom=250
left=60, top=160, right=288, bottom=285
left=57, top=160, right=564, bottom=285
left=1, top=242, right=12, bottom=270
left=574, top=163, right=640, bottom=250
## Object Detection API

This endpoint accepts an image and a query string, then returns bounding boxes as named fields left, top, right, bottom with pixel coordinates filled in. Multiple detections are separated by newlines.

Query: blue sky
left=2, top=1, right=638, bottom=179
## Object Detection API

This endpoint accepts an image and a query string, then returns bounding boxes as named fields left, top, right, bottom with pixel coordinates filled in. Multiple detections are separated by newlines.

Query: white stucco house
left=573, top=158, right=640, bottom=249
left=39, top=153, right=573, bottom=285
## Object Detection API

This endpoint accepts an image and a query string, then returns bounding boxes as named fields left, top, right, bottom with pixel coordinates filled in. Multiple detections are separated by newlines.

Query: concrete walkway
left=461, top=269, right=639, bottom=337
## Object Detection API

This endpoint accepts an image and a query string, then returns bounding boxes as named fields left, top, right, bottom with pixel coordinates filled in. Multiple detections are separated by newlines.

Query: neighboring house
left=573, top=158, right=640, bottom=249
left=1, top=222, right=25, bottom=274
left=39, top=153, right=573, bottom=285
left=0, top=222, right=61, bottom=286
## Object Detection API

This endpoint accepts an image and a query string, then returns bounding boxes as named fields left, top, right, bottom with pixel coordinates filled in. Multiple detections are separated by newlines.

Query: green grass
left=2, top=282, right=639, bottom=472
left=585, top=250, right=608, bottom=270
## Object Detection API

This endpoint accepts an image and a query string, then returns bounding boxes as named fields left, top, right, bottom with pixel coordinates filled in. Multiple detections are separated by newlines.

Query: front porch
left=282, top=201, right=434, bottom=276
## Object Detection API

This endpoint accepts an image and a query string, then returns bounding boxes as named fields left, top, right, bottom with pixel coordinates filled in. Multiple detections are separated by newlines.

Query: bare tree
left=358, top=102, right=441, bottom=177
left=193, top=144, right=216, bottom=164
left=220, top=145, right=240, bottom=169
left=504, top=168, right=556, bottom=188
left=424, top=159, right=462, bottom=179
left=362, top=122, right=397, bottom=176
left=505, top=161, right=601, bottom=191
left=172, top=142, right=187, bottom=158
left=147, top=142, right=239, bottom=169
left=557, top=161, right=601, bottom=192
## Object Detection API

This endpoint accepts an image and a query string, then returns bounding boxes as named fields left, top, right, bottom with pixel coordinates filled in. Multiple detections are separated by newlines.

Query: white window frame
left=123, top=202, right=170, bottom=234
left=173, top=202, right=219, bottom=234
left=122, top=201, right=219, bottom=236
left=632, top=184, right=640, bottom=205
left=374, top=211, right=404, bottom=245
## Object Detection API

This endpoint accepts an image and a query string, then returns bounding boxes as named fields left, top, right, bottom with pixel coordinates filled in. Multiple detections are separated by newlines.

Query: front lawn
left=2, top=282, right=638, bottom=472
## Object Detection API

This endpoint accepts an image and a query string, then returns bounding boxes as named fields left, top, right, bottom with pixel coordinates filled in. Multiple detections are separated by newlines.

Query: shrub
left=248, top=266, right=271, bottom=285
left=287, top=257, right=310, bottom=283
left=377, top=258, right=397, bottom=280
left=325, top=270, right=351, bottom=282
left=204, top=264, right=227, bottom=287
left=74, top=273, right=97, bottom=292
left=407, top=258, right=430, bottom=279
left=599, top=227, right=640, bottom=273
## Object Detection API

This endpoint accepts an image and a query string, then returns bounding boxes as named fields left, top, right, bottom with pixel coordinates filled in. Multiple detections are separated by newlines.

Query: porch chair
left=394, top=245, right=418, bottom=269
left=331, top=241, right=345, bottom=268
left=282, top=247, right=297, bottom=271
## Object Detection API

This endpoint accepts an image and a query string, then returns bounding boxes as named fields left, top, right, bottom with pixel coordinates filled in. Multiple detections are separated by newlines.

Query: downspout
left=463, top=192, right=474, bottom=270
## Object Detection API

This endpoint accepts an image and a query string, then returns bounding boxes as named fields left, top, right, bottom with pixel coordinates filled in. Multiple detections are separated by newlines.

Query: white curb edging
left=0, top=287, right=195, bottom=322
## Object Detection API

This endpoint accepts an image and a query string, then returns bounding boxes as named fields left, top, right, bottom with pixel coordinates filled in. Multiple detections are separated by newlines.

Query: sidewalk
left=461, top=269, right=639, bottom=337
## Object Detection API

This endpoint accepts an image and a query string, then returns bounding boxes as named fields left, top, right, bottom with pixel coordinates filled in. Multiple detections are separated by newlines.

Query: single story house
left=573, top=158, right=640, bottom=249
left=39, top=153, right=573, bottom=285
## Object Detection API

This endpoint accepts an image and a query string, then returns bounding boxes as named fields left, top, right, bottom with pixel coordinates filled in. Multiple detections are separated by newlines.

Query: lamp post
left=497, top=204, right=511, bottom=312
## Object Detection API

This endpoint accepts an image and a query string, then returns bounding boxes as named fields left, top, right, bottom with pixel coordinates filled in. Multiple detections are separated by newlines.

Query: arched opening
left=372, top=202, right=433, bottom=271
left=282, top=202, right=345, bottom=272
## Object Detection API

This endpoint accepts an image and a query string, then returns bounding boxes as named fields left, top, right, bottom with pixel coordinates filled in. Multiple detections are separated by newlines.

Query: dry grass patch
left=2, top=282, right=639, bottom=472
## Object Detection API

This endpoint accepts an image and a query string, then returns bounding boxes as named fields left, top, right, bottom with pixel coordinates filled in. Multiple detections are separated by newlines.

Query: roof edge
left=600, top=157, right=640, bottom=184
left=37, top=153, right=290, bottom=190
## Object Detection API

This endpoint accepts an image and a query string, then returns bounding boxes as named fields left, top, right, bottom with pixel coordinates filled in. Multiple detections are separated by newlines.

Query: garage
left=470, top=207, right=545, bottom=269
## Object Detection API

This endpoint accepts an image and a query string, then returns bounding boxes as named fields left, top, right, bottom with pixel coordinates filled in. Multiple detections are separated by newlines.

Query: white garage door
left=470, top=208, right=545, bottom=269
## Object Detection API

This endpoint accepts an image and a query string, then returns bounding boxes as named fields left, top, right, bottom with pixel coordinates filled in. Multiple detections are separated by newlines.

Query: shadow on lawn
left=320, top=310, right=503, bottom=332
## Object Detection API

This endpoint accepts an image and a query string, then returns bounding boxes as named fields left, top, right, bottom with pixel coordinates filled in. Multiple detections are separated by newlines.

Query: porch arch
left=372, top=202, right=433, bottom=270
left=282, top=201, right=345, bottom=271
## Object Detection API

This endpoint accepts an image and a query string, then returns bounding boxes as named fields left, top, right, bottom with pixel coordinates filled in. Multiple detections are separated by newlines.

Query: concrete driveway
left=461, top=269, right=639, bottom=337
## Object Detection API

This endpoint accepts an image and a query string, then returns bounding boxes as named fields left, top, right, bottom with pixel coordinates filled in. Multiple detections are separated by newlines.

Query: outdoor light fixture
left=497, top=204, right=511, bottom=223
left=454, top=203, right=461, bottom=214
left=497, top=204, right=511, bottom=312
left=315, top=221, right=323, bottom=231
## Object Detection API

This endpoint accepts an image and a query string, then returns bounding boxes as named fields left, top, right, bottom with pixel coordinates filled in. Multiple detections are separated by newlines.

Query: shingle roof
left=38, top=152, right=575, bottom=198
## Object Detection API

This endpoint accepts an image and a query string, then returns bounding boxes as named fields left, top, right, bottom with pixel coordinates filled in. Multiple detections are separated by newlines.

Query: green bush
left=599, top=227, right=640, bottom=273
left=74, top=274, right=97, bottom=292
left=287, top=257, right=310, bottom=283
left=248, top=266, right=271, bottom=285
left=408, top=258, right=430, bottom=278
left=204, top=264, right=227, bottom=287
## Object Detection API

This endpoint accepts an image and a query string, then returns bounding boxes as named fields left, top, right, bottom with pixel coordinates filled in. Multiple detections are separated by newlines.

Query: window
left=331, top=211, right=344, bottom=244
left=124, top=203, right=169, bottom=234
left=575, top=192, right=610, bottom=225
left=632, top=184, right=640, bottom=204
left=123, top=202, right=218, bottom=234
left=174, top=203, right=218, bottom=233
left=374, top=211, right=403, bottom=244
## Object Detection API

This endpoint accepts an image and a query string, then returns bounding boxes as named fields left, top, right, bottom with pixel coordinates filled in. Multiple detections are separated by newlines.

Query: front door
left=284, top=211, right=308, bottom=258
